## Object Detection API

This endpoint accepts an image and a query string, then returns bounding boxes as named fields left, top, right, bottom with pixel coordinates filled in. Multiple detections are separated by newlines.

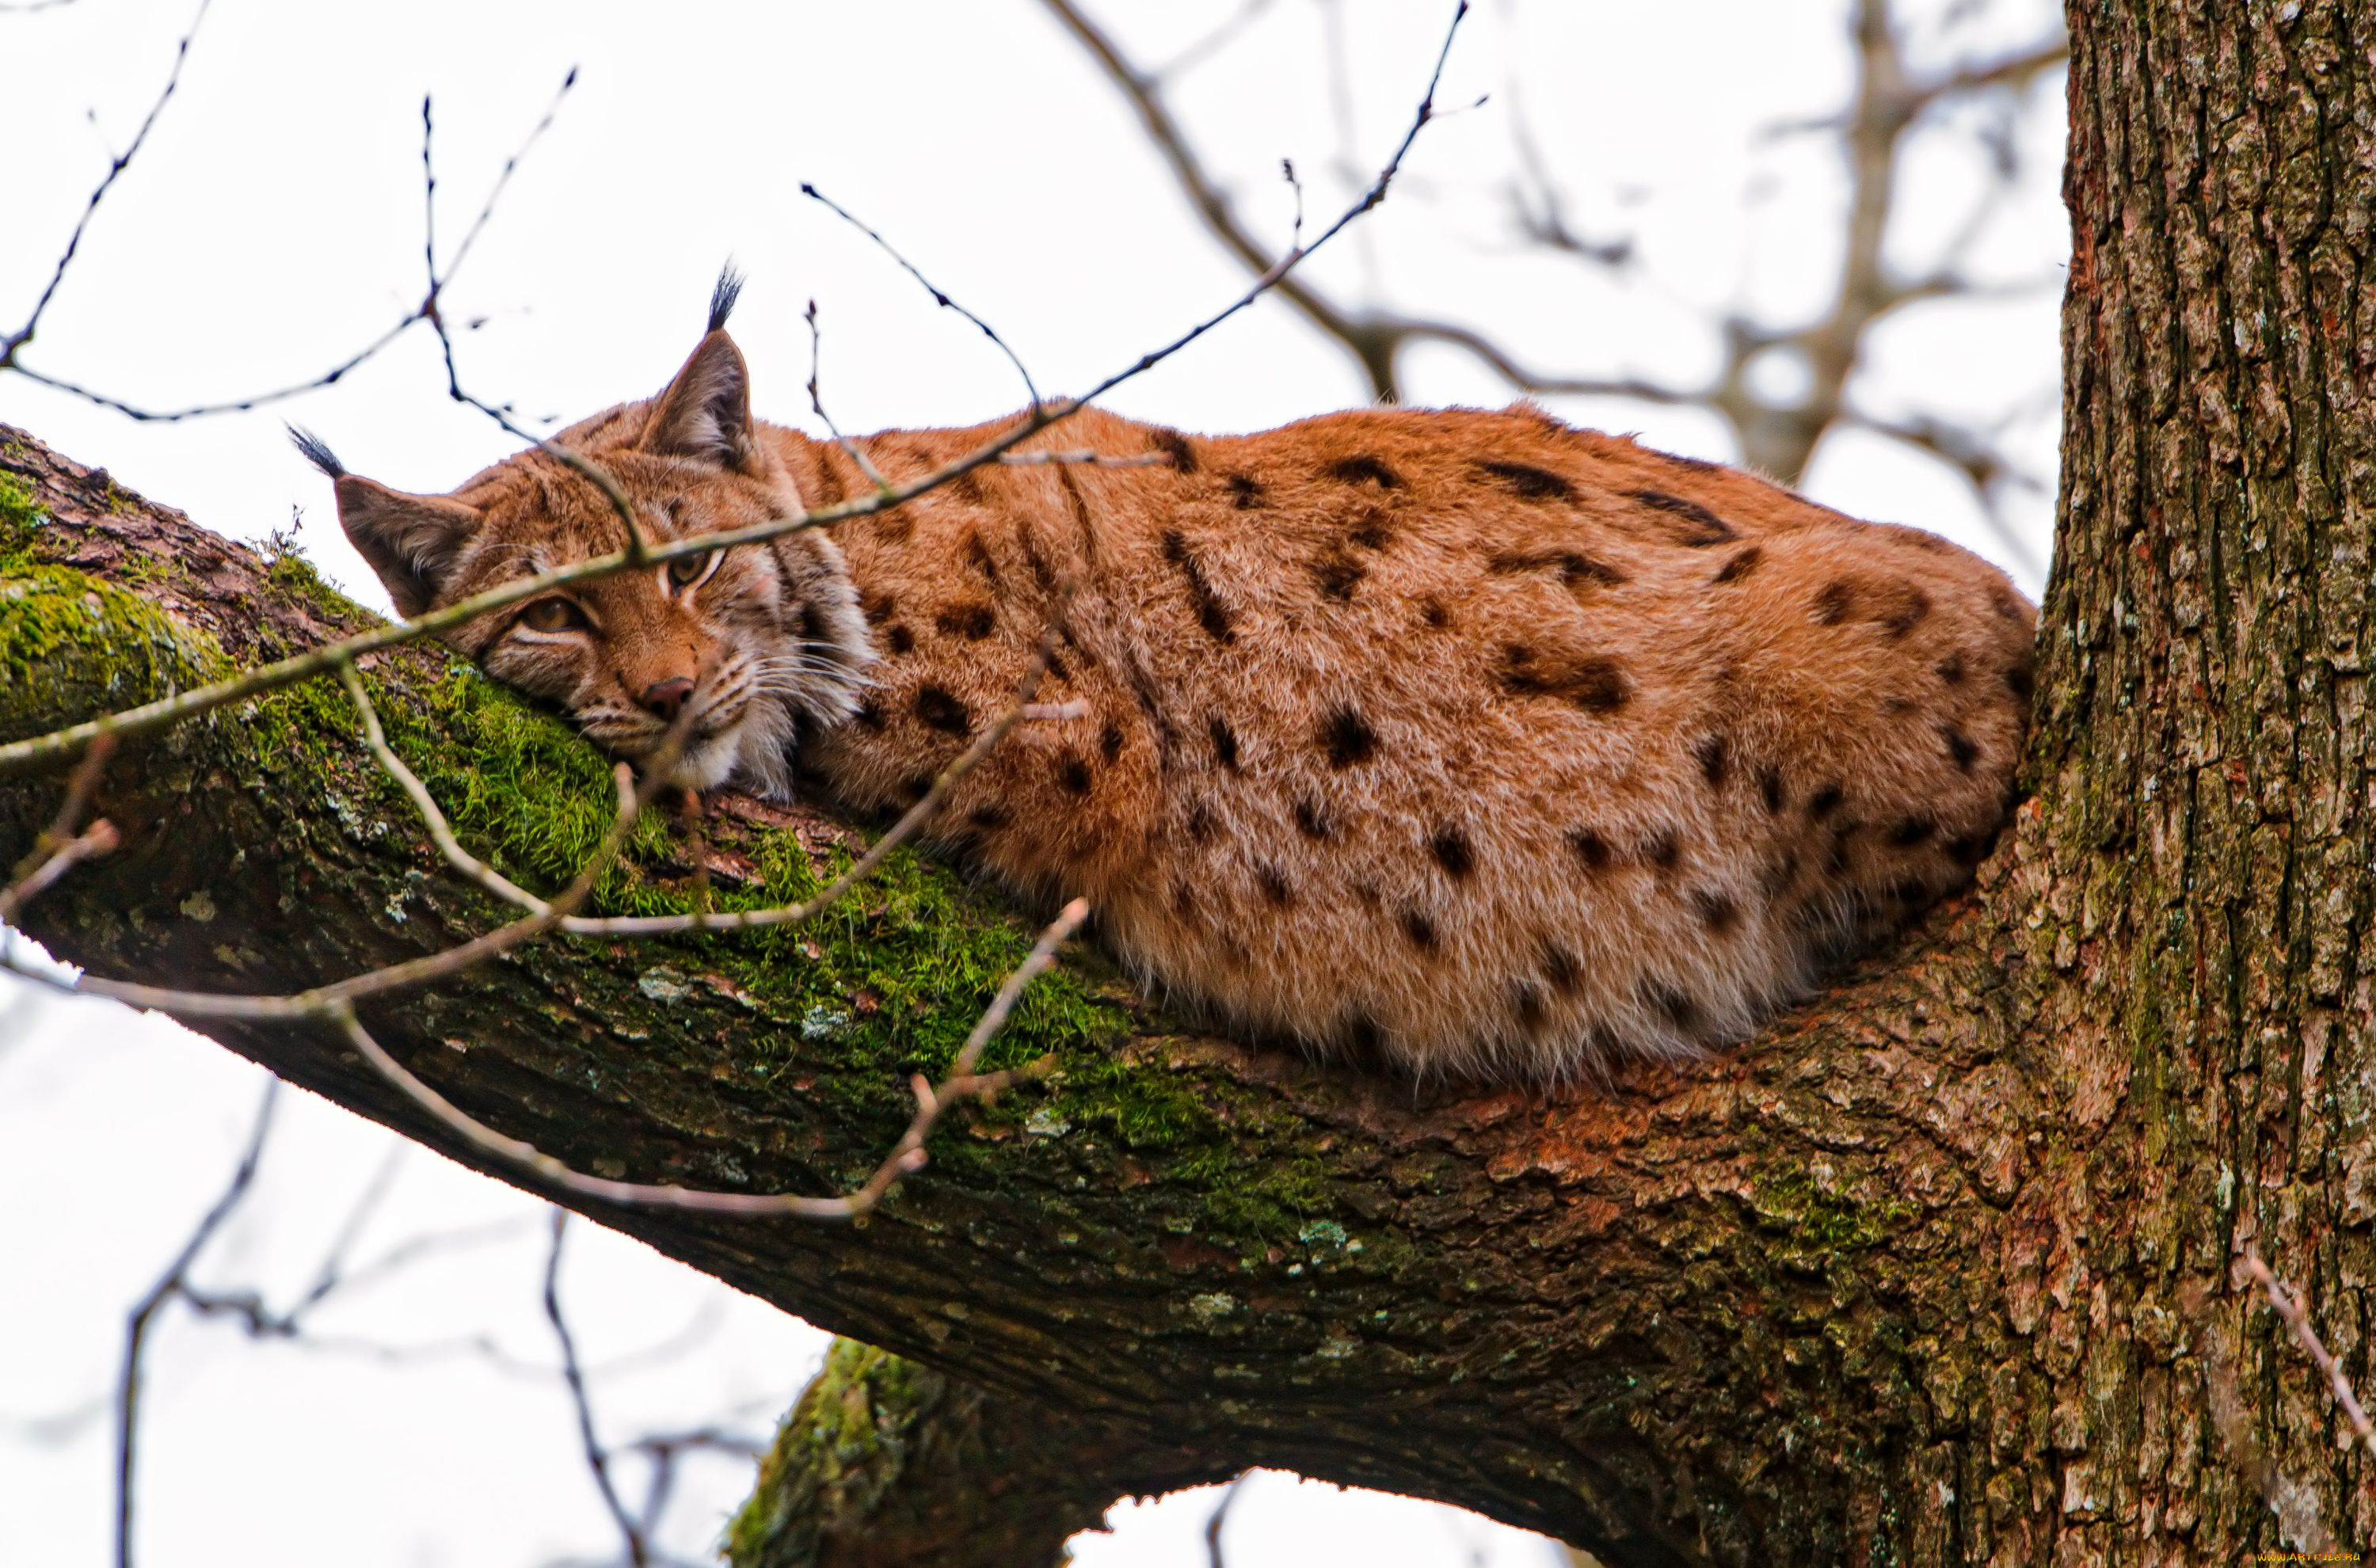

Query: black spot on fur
left=1400, top=909, right=1439, bottom=950
left=1826, top=823, right=1860, bottom=877
left=1256, top=862, right=1292, bottom=906
left=854, top=698, right=885, bottom=732
left=1060, top=755, right=1094, bottom=796
left=1761, top=851, right=1801, bottom=896
left=1570, top=829, right=1613, bottom=872
left=1330, top=454, right=1403, bottom=489
left=1813, top=581, right=1854, bottom=626
left=1945, top=833, right=1989, bottom=867
left=1656, top=447, right=1721, bottom=473
left=1100, top=723, right=1125, bottom=763
left=1649, top=983, right=1700, bottom=1030
left=1043, top=648, right=1072, bottom=682
left=1498, top=646, right=1628, bottom=714
left=1809, top=782, right=1845, bottom=819
left=1941, top=724, right=1981, bottom=771
left=1889, top=815, right=1936, bottom=847
left=874, top=512, right=916, bottom=546
left=1208, top=715, right=1240, bottom=771
left=1487, top=550, right=1624, bottom=589
left=2005, top=657, right=2036, bottom=703
left=1224, top=473, right=1266, bottom=508
left=1993, top=589, right=2024, bottom=622
left=1695, top=735, right=1730, bottom=789
left=798, top=602, right=827, bottom=641
left=1645, top=830, right=1681, bottom=875
left=1476, top=460, right=1574, bottom=501
left=902, top=773, right=934, bottom=802
left=1172, top=878, right=1197, bottom=919
left=1712, top=547, right=1762, bottom=584
left=1348, top=508, right=1395, bottom=550
left=935, top=602, right=996, bottom=641
left=1020, top=529, right=1059, bottom=592
left=1758, top=767, right=1786, bottom=813
left=1160, top=529, right=1236, bottom=644
left=1294, top=797, right=1331, bottom=839
left=967, top=804, right=1009, bottom=830
left=1878, top=584, right=1932, bottom=637
left=1694, top=889, right=1741, bottom=935
left=1312, top=553, right=1366, bottom=601
left=950, top=469, right=989, bottom=505
left=963, top=530, right=1001, bottom=582
left=860, top=590, right=898, bottom=625
left=1510, top=980, right=1548, bottom=1034
left=1542, top=943, right=1582, bottom=995
left=1430, top=828, right=1475, bottom=880
left=885, top=624, right=916, bottom=655
left=1420, top=598, right=1449, bottom=630
left=914, top=685, right=971, bottom=735
left=1628, top=488, right=1734, bottom=545
left=1320, top=706, right=1377, bottom=768
left=1186, top=800, right=1215, bottom=841
left=1150, top=428, right=1197, bottom=473
left=1936, top=653, right=1967, bottom=686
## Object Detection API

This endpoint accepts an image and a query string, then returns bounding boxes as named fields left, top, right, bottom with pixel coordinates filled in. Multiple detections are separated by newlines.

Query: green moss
left=1749, top=1163, right=1917, bottom=1256
left=725, top=1339, right=939, bottom=1565
left=0, top=471, right=48, bottom=572
left=0, top=565, right=228, bottom=740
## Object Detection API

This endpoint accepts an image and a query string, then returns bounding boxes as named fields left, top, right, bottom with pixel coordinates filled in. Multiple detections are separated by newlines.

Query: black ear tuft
left=708, top=263, right=745, bottom=334
left=288, top=424, right=345, bottom=479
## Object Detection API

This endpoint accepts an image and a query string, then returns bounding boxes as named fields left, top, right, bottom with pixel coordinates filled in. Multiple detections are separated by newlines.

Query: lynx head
left=298, top=271, right=873, bottom=801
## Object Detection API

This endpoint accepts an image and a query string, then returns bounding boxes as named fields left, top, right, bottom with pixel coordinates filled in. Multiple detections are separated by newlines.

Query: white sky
left=0, top=1, right=2069, bottom=1562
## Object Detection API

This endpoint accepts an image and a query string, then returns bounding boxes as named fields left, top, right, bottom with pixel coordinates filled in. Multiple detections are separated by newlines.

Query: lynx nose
left=639, top=676, right=696, bottom=722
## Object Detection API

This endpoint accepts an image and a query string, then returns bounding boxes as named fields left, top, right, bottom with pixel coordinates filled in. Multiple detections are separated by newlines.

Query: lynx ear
left=331, top=475, right=483, bottom=619
left=642, top=331, right=755, bottom=470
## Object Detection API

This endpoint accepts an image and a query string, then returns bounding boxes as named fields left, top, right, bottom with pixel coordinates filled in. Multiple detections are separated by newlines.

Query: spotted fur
left=322, top=317, right=2036, bottom=1082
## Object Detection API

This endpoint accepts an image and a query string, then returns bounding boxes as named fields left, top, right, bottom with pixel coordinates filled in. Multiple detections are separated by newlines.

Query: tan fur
left=325, top=322, right=2036, bottom=1082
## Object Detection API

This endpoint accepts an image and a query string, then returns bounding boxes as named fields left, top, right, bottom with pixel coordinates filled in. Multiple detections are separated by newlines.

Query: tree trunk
left=3, top=4, right=2370, bottom=1555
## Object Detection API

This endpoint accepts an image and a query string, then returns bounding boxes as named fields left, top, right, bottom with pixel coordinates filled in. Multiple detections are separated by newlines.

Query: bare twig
left=1205, top=1469, right=1252, bottom=1568
left=6, top=47, right=577, bottom=424
left=546, top=1210, right=648, bottom=1568
left=3, top=0, right=213, bottom=368
left=2243, top=1246, right=2376, bottom=1456
left=804, top=298, right=896, bottom=494
left=802, top=183, right=1042, bottom=412
left=116, top=1077, right=277, bottom=1568
left=337, top=660, right=550, bottom=917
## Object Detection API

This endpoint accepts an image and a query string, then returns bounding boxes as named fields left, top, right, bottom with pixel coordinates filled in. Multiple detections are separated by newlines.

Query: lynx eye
left=666, top=549, right=720, bottom=591
left=520, top=597, right=588, bottom=634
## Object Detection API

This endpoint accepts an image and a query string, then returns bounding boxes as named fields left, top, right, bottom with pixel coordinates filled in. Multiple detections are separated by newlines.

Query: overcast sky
left=0, top=2, right=2069, bottom=1562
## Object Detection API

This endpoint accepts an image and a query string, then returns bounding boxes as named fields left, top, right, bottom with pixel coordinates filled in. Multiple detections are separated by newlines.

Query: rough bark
left=4, top=4, right=2373, bottom=1554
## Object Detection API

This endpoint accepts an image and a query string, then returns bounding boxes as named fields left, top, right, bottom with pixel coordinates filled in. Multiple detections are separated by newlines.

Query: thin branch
left=802, top=183, right=1041, bottom=412
left=996, top=450, right=1169, bottom=468
left=1906, top=37, right=2069, bottom=115
left=804, top=299, right=895, bottom=494
left=116, top=1077, right=277, bottom=1568
left=546, top=1211, right=648, bottom=1568
left=2, top=0, right=213, bottom=367
left=6, top=53, right=575, bottom=424
left=2243, top=1246, right=2376, bottom=1457
left=1148, top=0, right=1275, bottom=82
left=1205, top=1470, right=1252, bottom=1568
left=337, top=660, right=550, bottom=917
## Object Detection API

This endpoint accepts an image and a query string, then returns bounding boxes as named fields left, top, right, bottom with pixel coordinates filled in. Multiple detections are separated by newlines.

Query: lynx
left=302, top=281, right=2035, bottom=1080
